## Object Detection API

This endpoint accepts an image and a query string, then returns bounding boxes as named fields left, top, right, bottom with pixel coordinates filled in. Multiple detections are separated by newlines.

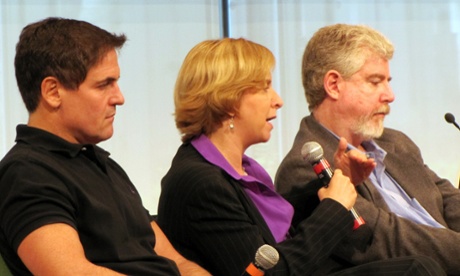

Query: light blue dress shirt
left=318, top=121, right=444, bottom=228
left=360, top=140, right=444, bottom=228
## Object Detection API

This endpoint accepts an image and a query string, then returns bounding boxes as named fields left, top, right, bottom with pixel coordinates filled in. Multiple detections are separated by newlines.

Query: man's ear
left=40, top=77, right=62, bottom=109
left=323, top=70, right=341, bottom=100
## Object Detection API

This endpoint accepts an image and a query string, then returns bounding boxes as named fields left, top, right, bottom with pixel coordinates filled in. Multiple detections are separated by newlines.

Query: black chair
left=0, top=253, right=13, bottom=276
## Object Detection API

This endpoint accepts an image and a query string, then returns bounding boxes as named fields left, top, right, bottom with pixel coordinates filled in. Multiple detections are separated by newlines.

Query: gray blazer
left=275, top=114, right=460, bottom=275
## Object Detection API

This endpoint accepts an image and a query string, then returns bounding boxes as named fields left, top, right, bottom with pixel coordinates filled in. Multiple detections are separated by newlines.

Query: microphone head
left=301, top=141, right=324, bottom=163
left=445, top=112, right=456, bottom=124
left=254, top=244, right=279, bottom=270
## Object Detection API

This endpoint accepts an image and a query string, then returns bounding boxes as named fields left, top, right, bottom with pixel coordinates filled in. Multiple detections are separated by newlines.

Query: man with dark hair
left=0, top=17, right=209, bottom=275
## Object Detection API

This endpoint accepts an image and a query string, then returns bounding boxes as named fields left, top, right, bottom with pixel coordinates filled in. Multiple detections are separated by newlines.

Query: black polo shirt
left=0, top=125, right=179, bottom=275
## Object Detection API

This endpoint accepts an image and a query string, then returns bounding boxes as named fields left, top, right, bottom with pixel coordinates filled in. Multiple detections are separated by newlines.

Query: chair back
left=0, top=253, right=13, bottom=276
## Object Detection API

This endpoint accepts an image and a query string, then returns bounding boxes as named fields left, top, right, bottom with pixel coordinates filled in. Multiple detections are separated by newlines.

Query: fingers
left=348, top=149, right=373, bottom=164
left=336, top=137, right=348, bottom=157
left=334, top=168, right=344, bottom=176
left=333, top=137, right=376, bottom=186
left=317, top=169, right=357, bottom=210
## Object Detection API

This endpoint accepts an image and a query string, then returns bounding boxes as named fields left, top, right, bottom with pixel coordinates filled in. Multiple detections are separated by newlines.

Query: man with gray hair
left=276, top=23, right=460, bottom=275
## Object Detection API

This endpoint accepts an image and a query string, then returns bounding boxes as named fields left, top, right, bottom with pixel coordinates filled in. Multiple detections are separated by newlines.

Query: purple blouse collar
left=191, top=134, right=293, bottom=242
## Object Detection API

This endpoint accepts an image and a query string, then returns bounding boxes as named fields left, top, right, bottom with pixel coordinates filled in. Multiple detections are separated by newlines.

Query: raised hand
left=334, top=137, right=376, bottom=185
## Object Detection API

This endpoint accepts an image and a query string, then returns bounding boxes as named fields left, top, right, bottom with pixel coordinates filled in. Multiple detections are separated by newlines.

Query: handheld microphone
left=301, top=141, right=373, bottom=251
left=444, top=112, right=460, bottom=131
left=301, top=141, right=365, bottom=230
left=241, top=244, right=279, bottom=276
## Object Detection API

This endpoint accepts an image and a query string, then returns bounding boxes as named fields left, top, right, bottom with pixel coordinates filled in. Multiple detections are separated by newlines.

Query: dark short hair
left=14, top=17, right=127, bottom=112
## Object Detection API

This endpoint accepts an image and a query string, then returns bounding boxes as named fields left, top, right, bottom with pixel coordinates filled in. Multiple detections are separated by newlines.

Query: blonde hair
left=174, top=38, right=275, bottom=142
left=302, top=24, right=394, bottom=111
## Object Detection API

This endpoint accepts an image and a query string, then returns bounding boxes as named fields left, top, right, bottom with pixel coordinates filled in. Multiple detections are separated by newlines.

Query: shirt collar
left=191, top=134, right=274, bottom=187
left=314, top=120, right=387, bottom=161
left=15, top=124, right=110, bottom=168
left=191, top=134, right=243, bottom=180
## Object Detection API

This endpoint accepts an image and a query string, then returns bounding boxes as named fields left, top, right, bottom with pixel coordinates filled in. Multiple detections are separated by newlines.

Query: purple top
left=191, top=134, right=293, bottom=242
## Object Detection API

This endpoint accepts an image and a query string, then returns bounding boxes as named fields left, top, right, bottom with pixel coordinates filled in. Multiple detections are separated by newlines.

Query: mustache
left=374, top=105, right=390, bottom=115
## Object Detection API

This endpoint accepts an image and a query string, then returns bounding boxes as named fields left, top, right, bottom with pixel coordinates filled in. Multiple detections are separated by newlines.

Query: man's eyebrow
left=96, top=76, right=119, bottom=85
left=367, top=73, right=392, bottom=82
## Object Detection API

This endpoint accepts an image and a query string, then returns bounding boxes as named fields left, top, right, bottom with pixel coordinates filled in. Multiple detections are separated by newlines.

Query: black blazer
left=158, top=142, right=355, bottom=276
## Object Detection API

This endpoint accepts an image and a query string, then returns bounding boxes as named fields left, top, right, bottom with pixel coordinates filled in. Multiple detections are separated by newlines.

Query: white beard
left=351, top=105, right=390, bottom=141
left=352, top=117, right=384, bottom=141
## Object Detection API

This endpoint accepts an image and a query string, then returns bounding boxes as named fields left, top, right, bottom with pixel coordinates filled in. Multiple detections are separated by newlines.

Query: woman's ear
left=323, top=70, right=341, bottom=100
left=40, top=77, right=62, bottom=109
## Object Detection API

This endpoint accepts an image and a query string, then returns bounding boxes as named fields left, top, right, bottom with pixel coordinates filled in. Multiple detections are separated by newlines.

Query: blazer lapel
left=228, top=177, right=277, bottom=245
left=375, top=137, right=447, bottom=225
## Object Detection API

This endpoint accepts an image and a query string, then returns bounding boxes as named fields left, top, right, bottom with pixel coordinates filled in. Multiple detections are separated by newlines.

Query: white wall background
left=1, top=0, right=459, bottom=215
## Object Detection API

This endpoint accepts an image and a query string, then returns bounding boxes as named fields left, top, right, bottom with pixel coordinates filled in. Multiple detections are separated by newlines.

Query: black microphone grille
left=445, top=112, right=456, bottom=124
left=444, top=112, right=460, bottom=132
left=254, top=244, right=279, bottom=270
left=301, top=141, right=323, bottom=163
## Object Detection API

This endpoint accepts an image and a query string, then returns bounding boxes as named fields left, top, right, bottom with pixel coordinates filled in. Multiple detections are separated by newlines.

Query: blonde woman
left=157, top=37, right=443, bottom=276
